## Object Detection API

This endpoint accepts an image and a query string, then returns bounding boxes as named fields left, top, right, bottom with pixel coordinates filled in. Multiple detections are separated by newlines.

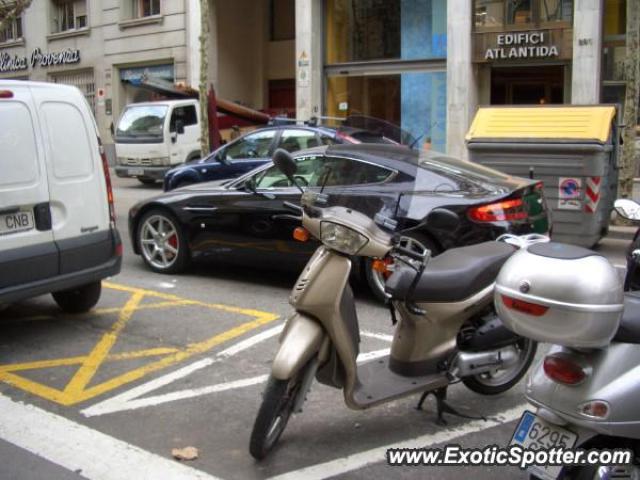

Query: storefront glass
left=474, top=0, right=573, bottom=30
left=324, top=0, right=447, bottom=151
left=325, top=0, right=446, bottom=63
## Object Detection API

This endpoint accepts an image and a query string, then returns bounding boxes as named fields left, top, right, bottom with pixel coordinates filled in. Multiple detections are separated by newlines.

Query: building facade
left=1, top=0, right=634, bottom=160
left=0, top=0, right=203, bottom=145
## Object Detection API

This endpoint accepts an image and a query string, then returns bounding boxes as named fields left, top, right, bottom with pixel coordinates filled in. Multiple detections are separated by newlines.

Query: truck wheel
left=138, top=177, right=156, bottom=185
left=52, top=281, right=102, bottom=314
left=138, top=209, right=190, bottom=274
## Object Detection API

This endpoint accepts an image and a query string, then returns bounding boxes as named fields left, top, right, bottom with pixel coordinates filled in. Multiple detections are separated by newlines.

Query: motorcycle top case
left=495, top=242, right=624, bottom=348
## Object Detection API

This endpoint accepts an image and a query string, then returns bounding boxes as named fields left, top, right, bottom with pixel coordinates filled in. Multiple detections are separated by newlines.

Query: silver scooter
left=249, top=150, right=538, bottom=459
left=497, top=203, right=640, bottom=480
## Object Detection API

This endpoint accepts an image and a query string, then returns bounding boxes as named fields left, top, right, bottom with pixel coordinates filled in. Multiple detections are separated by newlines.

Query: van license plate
left=128, top=168, right=144, bottom=176
left=0, top=210, right=34, bottom=236
left=510, top=411, right=577, bottom=480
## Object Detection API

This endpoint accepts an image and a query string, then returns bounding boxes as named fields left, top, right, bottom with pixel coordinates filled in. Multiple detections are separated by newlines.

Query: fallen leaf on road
left=172, top=446, right=199, bottom=461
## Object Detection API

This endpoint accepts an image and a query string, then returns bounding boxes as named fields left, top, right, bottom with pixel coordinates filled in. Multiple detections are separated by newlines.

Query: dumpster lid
left=466, top=105, right=616, bottom=144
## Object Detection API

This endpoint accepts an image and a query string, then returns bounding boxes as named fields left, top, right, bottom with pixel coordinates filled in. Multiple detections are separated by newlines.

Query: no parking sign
left=558, top=177, right=581, bottom=210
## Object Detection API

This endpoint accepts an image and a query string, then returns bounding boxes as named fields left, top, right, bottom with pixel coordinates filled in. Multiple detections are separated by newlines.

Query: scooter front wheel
left=249, top=372, right=304, bottom=460
left=462, top=338, right=538, bottom=395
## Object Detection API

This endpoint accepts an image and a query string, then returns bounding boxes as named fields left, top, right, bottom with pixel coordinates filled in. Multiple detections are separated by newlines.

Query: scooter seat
left=385, top=241, right=516, bottom=303
left=613, top=292, right=640, bottom=344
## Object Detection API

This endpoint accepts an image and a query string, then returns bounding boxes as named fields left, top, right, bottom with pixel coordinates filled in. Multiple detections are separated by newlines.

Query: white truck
left=114, top=99, right=202, bottom=184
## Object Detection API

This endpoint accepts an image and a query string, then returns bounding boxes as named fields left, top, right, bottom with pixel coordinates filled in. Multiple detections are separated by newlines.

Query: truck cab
left=114, top=99, right=202, bottom=184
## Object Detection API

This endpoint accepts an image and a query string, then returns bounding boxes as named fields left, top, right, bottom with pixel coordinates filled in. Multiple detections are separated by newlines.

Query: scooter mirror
left=425, top=208, right=460, bottom=231
left=273, top=148, right=297, bottom=180
left=614, top=198, right=640, bottom=221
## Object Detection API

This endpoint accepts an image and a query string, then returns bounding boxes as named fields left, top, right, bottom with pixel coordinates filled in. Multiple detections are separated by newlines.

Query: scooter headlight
left=320, top=222, right=368, bottom=255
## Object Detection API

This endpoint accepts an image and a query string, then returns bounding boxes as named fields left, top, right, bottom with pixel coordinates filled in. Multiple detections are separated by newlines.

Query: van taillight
left=98, top=138, right=116, bottom=224
left=0, top=90, right=14, bottom=98
left=544, top=353, right=588, bottom=385
left=468, top=198, right=527, bottom=222
left=501, top=295, right=549, bottom=316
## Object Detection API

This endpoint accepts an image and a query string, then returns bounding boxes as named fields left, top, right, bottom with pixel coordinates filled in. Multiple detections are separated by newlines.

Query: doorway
left=490, top=65, right=565, bottom=104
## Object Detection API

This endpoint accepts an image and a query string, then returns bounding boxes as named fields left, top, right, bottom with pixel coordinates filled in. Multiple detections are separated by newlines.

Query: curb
left=607, top=226, right=636, bottom=242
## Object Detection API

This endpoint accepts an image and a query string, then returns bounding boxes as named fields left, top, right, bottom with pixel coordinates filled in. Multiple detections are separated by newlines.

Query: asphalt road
left=0, top=174, right=630, bottom=480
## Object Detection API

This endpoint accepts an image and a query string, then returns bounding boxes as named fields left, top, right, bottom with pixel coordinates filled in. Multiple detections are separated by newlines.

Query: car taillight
left=0, top=90, right=14, bottom=98
left=98, top=137, right=116, bottom=225
left=543, top=353, right=588, bottom=385
left=336, top=131, right=361, bottom=144
left=501, top=295, right=549, bottom=316
left=468, top=198, right=527, bottom=222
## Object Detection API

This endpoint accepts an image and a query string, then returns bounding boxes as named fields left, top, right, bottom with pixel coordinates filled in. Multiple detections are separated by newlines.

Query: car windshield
left=116, top=105, right=168, bottom=141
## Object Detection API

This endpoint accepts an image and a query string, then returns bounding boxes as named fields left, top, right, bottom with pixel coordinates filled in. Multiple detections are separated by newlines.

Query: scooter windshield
left=301, top=147, right=519, bottom=234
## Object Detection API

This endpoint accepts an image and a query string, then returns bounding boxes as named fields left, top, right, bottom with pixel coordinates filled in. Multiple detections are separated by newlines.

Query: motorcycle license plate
left=510, top=411, right=577, bottom=480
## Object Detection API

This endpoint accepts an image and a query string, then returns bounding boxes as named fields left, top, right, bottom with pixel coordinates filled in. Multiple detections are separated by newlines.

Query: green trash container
left=466, top=105, right=619, bottom=248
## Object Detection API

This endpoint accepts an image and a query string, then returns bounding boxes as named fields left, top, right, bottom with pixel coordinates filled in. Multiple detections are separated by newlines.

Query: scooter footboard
left=272, top=313, right=325, bottom=380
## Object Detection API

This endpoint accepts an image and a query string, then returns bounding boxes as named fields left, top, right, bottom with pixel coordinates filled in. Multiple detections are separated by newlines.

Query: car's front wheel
left=138, top=210, right=190, bottom=274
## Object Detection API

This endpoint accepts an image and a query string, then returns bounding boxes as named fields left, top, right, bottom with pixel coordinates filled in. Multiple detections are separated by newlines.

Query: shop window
left=0, top=14, right=22, bottom=43
left=130, top=0, right=160, bottom=19
left=51, top=0, right=88, bottom=33
left=326, top=0, right=446, bottom=63
left=539, top=0, right=572, bottom=23
left=506, top=0, right=532, bottom=25
left=475, top=0, right=504, bottom=28
left=270, top=0, right=295, bottom=41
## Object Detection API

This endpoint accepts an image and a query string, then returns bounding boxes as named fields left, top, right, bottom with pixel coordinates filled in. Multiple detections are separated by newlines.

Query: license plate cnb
left=129, top=168, right=144, bottom=176
left=0, top=210, right=34, bottom=236
left=511, top=411, right=578, bottom=480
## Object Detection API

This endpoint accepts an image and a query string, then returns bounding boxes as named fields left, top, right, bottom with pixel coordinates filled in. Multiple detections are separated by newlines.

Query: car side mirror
left=170, top=131, right=178, bottom=144
left=425, top=208, right=460, bottom=231
left=615, top=199, right=640, bottom=221
left=175, top=119, right=185, bottom=135
left=109, top=122, right=115, bottom=139
left=273, top=148, right=297, bottom=180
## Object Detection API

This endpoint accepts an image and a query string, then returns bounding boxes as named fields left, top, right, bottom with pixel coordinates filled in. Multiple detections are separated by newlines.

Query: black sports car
left=129, top=144, right=549, bottom=300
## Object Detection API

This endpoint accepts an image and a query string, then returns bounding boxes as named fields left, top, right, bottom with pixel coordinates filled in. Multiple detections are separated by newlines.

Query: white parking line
left=82, top=324, right=284, bottom=417
left=268, top=403, right=527, bottom=480
left=0, top=394, right=219, bottom=480
left=82, top=326, right=394, bottom=417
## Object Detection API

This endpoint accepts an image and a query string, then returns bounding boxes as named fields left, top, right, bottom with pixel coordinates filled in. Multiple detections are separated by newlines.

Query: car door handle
left=183, top=206, right=218, bottom=212
left=34, top=202, right=52, bottom=231
left=271, top=214, right=302, bottom=221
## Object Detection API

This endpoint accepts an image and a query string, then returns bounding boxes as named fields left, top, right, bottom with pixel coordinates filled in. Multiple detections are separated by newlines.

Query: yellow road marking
left=0, top=282, right=279, bottom=406
left=64, top=292, right=144, bottom=397
left=0, top=348, right=180, bottom=373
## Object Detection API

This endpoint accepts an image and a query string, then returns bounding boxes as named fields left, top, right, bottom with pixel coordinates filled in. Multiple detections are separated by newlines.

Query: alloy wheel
left=139, top=214, right=180, bottom=270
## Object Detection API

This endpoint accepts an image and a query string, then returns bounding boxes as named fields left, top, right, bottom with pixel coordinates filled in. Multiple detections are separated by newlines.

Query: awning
left=466, top=105, right=617, bottom=144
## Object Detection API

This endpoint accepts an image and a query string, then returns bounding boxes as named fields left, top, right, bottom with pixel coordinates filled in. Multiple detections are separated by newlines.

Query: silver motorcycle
left=497, top=203, right=640, bottom=480
left=249, top=149, right=538, bottom=459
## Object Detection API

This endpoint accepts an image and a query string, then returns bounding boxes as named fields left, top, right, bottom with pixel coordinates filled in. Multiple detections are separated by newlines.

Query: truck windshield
left=116, top=105, right=168, bottom=143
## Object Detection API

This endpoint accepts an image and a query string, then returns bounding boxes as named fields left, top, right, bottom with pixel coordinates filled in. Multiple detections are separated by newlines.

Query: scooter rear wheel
left=462, top=338, right=537, bottom=395
left=249, top=373, right=304, bottom=460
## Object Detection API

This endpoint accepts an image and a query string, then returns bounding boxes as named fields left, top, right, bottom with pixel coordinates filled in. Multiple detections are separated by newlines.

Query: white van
left=113, top=99, right=201, bottom=184
left=0, top=80, right=122, bottom=313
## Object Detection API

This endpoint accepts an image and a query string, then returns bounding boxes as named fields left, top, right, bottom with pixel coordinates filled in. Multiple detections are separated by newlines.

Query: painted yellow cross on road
left=0, top=282, right=279, bottom=406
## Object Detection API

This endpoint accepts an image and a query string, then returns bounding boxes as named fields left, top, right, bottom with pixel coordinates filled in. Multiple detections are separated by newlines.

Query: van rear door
left=30, top=85, right=113, bottom=275
left=0, top=84, right=58, bottom=289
